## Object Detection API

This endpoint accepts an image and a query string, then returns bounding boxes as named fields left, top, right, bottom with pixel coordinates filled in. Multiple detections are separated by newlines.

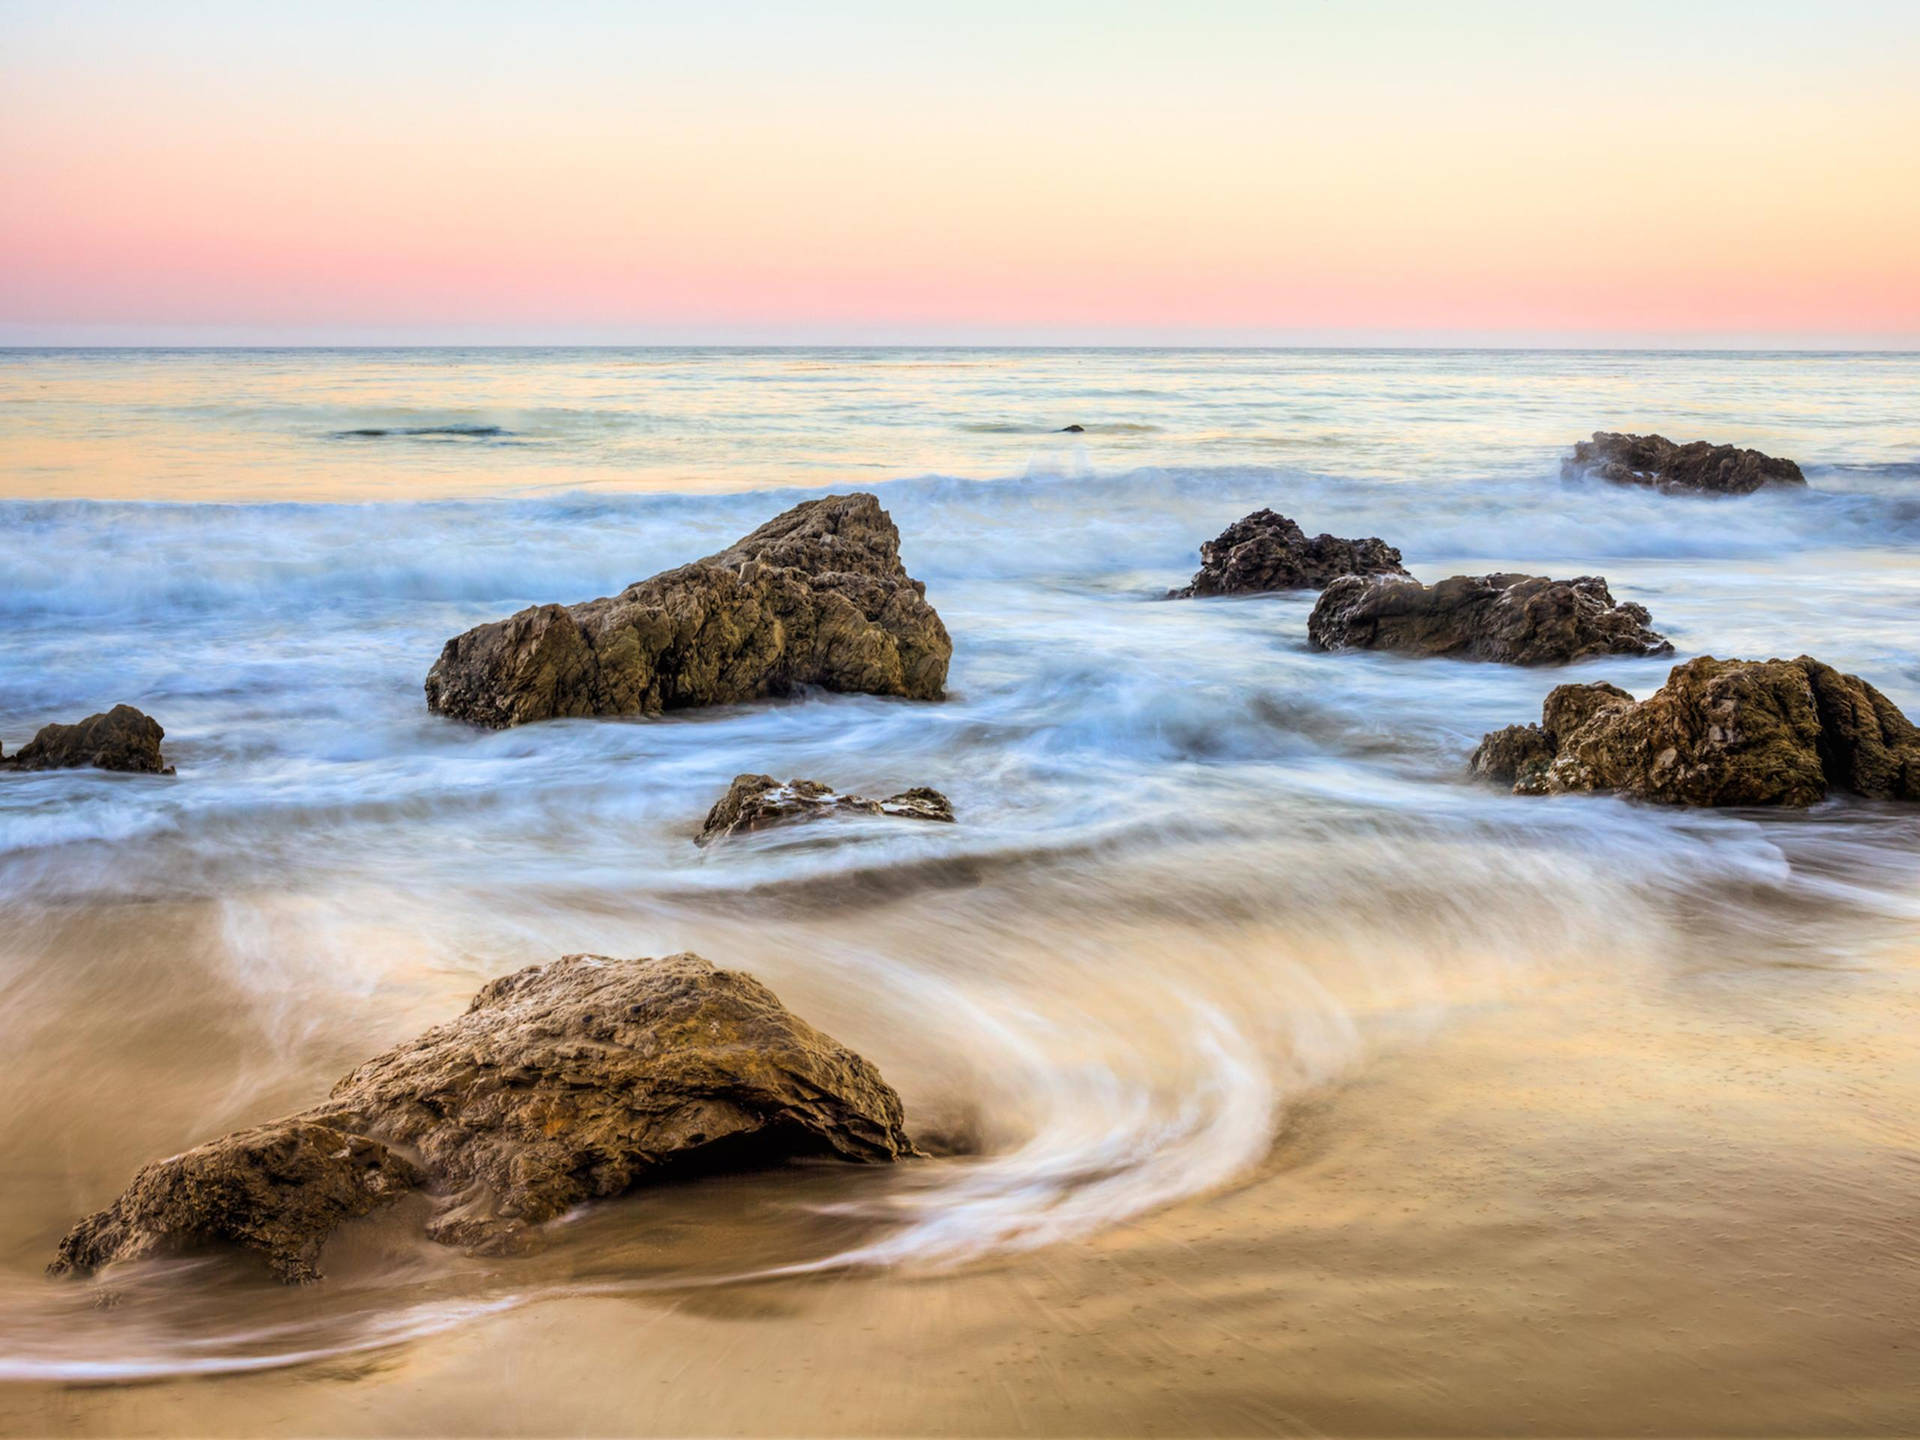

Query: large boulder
left=1169, top=509, right=1408, bottom=597
left=1471, top=657, right=1920, bottom=806
left=698, top=774, right=954, bottom=846
left=425, top=494, right=952, bottom=728
left=1563, top=432, right=1806, bottom=495
left=1, top=705, right=172, bottom=775
left=52, top=954, right=915, bottom=1281
left=1308, top=573, right=1672, bottom=665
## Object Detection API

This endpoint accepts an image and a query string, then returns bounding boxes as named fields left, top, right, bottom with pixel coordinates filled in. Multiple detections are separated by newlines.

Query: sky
left=2, top=0, right=1917, bottom=346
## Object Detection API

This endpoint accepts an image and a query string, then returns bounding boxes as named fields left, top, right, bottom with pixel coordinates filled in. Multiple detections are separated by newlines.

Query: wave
left=2, top=461, right=1917, bottom=625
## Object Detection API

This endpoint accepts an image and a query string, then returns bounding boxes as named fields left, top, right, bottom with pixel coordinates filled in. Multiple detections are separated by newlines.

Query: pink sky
left=4, top=3, right=1917, bottom=344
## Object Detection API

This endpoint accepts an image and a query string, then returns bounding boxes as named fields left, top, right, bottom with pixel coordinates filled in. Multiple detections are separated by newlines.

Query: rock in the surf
left=1562, top=432, right=1806, bottom=495
left=51, top=953, right=915, bottom=1282
left=49, top=1121, right=423, bottom=1284
left=1472, top=657, right=1920, bottom=806
left=0, top=705, right=173, bottom=775
left=1169, top=509, right=1408, bottom=597
left=424, top=493, right=952, bottom=728
left=698, top=773, right=955, bottom=845
left=1308, top=572, right=1671, bottom=665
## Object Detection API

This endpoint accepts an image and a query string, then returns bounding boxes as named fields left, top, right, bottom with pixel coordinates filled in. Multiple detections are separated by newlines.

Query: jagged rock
left=1308, top=573, right=1671, bottom=665
left=1, top=705, right=173, bottom=775
left=48, top=1121, right=422, bottom=1284
left=1472, top=657, right=1920, bottom=806
left=52, top=954, right=915, bottom=1282
left=425, top=494, right=951, bottom=728
left=1563, top=432, right=1807, bottom=495
left=698, top=774, right=955, bottom=845
left=1170, top=510, right=1408, bottom=597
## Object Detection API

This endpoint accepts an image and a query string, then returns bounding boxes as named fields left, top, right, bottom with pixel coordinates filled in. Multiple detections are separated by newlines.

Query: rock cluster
left=51, top=953, right=915, bottom=1282
left=1170, top=510, right=1409, bottom=597
left=0, top=705, right=173, bottom=775
left=699, top=774, right=954, bottom=846
left=1563, top=432, right=1807, bottom=495
left=1308, top=572, right=1672, bottom=665
left=1472, top=656, right=1920, bottom=806
left=425, top=494, right=952, bottom=728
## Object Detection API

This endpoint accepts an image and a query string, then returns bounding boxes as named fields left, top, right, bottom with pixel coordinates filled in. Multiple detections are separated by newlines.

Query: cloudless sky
left=3, top=0, right=1916, bottom=344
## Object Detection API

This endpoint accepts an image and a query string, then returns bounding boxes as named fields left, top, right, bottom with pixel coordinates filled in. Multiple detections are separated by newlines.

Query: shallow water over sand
left=1, top=349, right=1917, bottom=1433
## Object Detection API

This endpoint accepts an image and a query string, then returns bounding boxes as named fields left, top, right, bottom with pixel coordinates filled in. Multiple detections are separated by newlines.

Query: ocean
left=2, top=347, right=1917, bottom=1432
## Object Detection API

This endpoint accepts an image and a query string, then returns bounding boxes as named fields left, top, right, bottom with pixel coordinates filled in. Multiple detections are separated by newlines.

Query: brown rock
left=1473, top=657, right=1920, bottom=807
left=698, top=774, right=955, bottom=845
left=1170, top=509, right=1408, bottom=597
left=2, top=705, right=173, bottom=775
left=425, top=494, right=951, bottom=728
left=48, top=1121, right=421, bottom=1283
left=1309, top=573, right=1671, bottom=665
left=52, top=954, right=914, bottom=1282
left=1563, top=432, right=1807, bottom=495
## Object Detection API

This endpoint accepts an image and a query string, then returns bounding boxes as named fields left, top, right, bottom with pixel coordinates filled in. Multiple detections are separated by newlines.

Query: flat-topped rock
left=425, top=493, right=952, bottom=728
left=1, top=705, right=173, bottom=775
left=1563, top=432, right=1806, bottom=495
left=699, top=774, right=954, bottom=845
left=1170, top=509, right=1408, bottom=597
left=1472, top=657, right=1920, bottom=806
left=52, top=953, right=914, bottom=1282
left=1308, top=573, right=1671, bottom=665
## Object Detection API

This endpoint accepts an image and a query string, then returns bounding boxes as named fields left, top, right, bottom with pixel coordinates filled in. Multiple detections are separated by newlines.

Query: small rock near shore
left=1170, top=509, right=1408, bottom=597
left=1, top=705, right=173, bottom=775
left=1309, top=573, right=1671, bottom=665
left=699, top=774, right=955, bottom=845
left=1563, top=432, right=1806, bottom=495
left=1471, top=657, right=1920, bottom=806
left=51, top=953, right=915, bottom=1282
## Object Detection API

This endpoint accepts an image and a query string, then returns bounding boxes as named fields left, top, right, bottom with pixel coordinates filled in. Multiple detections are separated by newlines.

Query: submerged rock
left=1563, top=432, right=1807, bottom=495
left=698, top=774, right=954, bottom=845
left=52, top=954, right=915, bottom=1282
left=1170, top=509, right=1408, bottom=597
left=0, top=705, right=173, bottom=775
left=424, top=493, right=952, bottom=728
left=1472, top=657, right=1920, bottom=806
left=1059, top=424, right=1085, bottom=432
left=1308, top=573, right=1671, bottom=665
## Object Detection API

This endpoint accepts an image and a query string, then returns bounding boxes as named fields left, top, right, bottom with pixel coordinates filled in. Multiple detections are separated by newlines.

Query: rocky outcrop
left=52, top=953, right=915, bottom=1282
left=698, top=774, right=954, bottom=845
left=1308, top=573, right=1671, bottom=665
left=1471, top=657, right=1920, bottom=806
left=0, top=705, right=173, bottom=775
left=1563, top=432, right=1807, bottom=495
left=425, top=494, right=952, bottom=728
left=1170, top=510, right=1408, bottom=597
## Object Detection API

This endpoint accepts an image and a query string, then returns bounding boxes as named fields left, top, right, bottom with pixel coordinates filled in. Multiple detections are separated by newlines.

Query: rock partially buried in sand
left=1169, top=509, right=1408, bottom=598
left=698, top=773, right=955, bottom=845
left=1563, top=432, right=1807, bottom=495
left=0, top=705, right=173, bottom=775
left=51, top=953, right=915, bottom=1282
left=1471, top=657, right=1920, bottom=806
left=50, top=1121, right=423, bottom=1284
left=424, top=493, right=952, bottom=728
left=1308, top=573, right=1672, bottom=665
